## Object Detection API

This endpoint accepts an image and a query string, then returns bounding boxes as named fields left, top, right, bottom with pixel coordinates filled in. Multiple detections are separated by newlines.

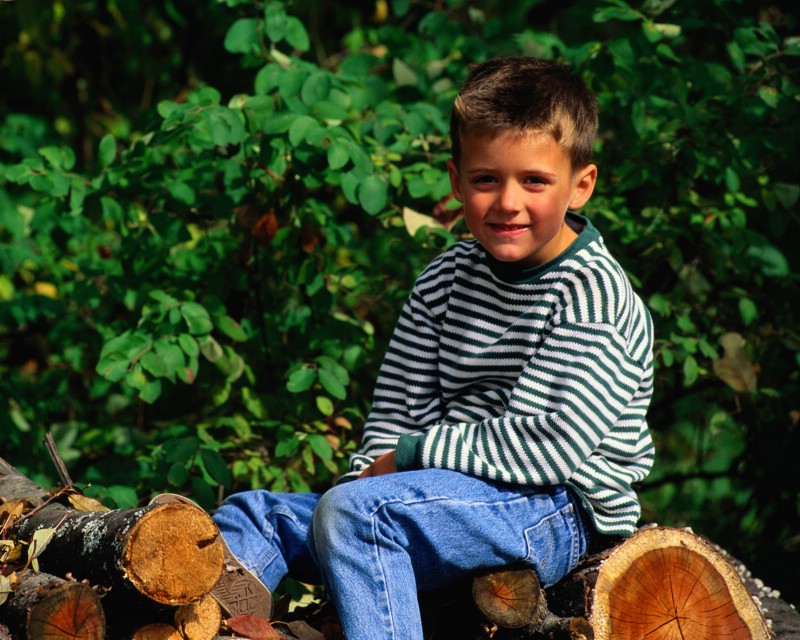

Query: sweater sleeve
left=394, top=321, right=652, bottom=490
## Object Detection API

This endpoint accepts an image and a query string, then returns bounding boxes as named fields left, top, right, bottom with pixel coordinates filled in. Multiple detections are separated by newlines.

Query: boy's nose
left=497, top=182, right=524, bottom=213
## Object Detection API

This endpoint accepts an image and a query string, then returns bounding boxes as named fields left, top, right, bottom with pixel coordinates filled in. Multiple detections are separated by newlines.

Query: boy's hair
left=450, top=56, right=598, bottom=170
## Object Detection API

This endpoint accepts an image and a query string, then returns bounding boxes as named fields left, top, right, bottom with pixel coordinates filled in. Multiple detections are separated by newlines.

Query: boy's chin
left=484, top=246, right=542, bottom=267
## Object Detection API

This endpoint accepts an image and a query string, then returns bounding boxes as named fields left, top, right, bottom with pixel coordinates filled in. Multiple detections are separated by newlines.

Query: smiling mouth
left=488, top=223, right=531, bottom=232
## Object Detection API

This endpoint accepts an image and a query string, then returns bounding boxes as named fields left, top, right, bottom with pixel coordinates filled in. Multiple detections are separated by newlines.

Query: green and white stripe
left=344, top=215, right=655, bottom=536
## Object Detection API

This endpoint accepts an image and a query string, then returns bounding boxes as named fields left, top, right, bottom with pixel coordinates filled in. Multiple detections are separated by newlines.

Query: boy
left=211, top=56, right=655, bottom=639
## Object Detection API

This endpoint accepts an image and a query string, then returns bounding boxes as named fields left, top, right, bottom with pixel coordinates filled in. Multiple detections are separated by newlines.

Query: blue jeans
left=212, top=469, right=590, bottom=640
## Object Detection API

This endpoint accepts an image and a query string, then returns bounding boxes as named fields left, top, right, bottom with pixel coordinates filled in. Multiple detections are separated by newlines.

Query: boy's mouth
left=488, top=223, right=531, bottom=232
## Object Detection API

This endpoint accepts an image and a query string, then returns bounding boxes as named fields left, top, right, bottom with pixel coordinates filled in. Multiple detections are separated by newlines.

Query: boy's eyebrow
left=464, top=166, right=559, bottom=178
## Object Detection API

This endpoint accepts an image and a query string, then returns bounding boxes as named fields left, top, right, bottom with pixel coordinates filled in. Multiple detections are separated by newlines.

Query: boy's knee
left=312, top=483, right=358, bottom=534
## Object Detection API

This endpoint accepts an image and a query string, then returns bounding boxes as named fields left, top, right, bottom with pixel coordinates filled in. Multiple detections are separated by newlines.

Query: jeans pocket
left=523, top=503, right=579, bottom=587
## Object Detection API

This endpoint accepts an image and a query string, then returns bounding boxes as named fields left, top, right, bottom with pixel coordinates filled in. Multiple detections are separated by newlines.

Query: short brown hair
left=449, top=56, right=598, bottom=170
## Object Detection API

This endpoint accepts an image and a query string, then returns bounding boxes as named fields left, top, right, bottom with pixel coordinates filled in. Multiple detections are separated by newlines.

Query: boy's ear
left=447, top=158, right=464, bottom=202
left=569, top=163, right=598, bottom=209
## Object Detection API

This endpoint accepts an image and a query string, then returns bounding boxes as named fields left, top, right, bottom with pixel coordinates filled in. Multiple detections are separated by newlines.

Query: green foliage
left=1, top=0, right=798, bottom=602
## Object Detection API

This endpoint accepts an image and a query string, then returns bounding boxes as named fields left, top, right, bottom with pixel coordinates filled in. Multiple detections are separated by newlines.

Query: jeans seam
left=371, top=504, right=398, bottom=639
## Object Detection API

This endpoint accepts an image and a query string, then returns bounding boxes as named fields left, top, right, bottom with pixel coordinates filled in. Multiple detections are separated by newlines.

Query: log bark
left=0, top=570, right=105, bottom=640
left=1, top=456, right=224, bottom=607
left=0, top=458, right=50, bottom=505
left=15, top=501, right=224, bottom=606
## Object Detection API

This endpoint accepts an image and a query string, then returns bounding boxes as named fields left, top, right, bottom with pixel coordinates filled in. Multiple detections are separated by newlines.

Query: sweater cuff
left=395, top=435, right=423, bottom=470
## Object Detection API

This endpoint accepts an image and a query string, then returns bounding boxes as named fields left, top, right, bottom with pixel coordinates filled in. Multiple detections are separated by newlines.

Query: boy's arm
left=392, top=320, right=654, bottom=489
left=357, top=451, right=397, bottom=478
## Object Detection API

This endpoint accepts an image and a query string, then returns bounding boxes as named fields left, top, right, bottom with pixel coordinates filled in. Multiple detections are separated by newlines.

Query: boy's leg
left=212, top=490, right=324, bottom=591
left=308, top=469, right=589, bottom=640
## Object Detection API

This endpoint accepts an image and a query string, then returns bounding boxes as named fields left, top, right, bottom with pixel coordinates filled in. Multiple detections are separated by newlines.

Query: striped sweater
left=342, top=213, right=655, bottom=536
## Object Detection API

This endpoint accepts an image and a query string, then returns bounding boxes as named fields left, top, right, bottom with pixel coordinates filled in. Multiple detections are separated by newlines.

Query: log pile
left=3, top=454, right=800, bottom=640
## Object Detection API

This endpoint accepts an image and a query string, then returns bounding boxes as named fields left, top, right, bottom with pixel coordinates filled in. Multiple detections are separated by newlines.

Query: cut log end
left=473, top=566, right=547, bottom=629
left=6, top=573, right=106, bottom=640
left=174, top=594, right=222, bottom=640
left=591, top=527, right=772, bottom=640
left=130, top=623, right=184, bottom=640
left=123, top=503, right=224, bottom=605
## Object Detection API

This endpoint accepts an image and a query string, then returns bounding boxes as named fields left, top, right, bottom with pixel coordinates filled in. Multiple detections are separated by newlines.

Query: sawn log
left=1, top=456, right=224, bottom=607
left=471, top=525, right=773, bottom=640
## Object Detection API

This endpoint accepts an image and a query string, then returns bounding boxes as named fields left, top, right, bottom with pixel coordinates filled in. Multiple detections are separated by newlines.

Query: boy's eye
left=473, top=175, right=496, bottom=184
left=524, top=176, right=547, bottom=185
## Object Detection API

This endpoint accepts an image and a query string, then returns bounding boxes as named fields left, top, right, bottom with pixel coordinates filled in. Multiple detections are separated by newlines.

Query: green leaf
left=178, top=334, right=200, bottom=357
left=205, top=107, right=247, bottom=146
left=774, top=183, right=800, bottom=209
left=284, top=16, right=310, bottom=51
left=165, top=437, right=199, bottom=464
left=747, top=244, right=790, bottom=277
left=758, top=86, right=779, bottom=108
left=316, top=355, right=350, bottom=385
left=224, top=18, right=261, bottom=54
left=724, top=167, right=740, bottom=192
left=199, top=335, right=224, bottom=362
left=392, top=58, right=418, bottom=86
left=167, top=462, right=189, bottom=487
left=181, top=302, right=213, bottom=335
left=39, top=146, right=76, bottom=171
left=327, top=139, right=350, bottom=169
left=682, top=354, right=699, bottom=387
left=265, top=2, right=287, bottom=42
left=154, top=339, right=185, bottom=381
left=105, top=485, right=139, bottom=509
left=301, top=72, right=331, bottom=105
left=318, top=368, right=347, bottom=400
left=139, top=379, right=162, bottom=404
left=99, top=134, right=117, bottom=167
left=358, top=175, right=388, bottom=214
left=738, top=297, right=758, bottom=326
left=200, top=448, right=232, bottom=488
left=141, top=351, right=168, bottom=377
left=288, top=115, right=319, bottom=146
left=307, top=433, right=333, bottom=460
left=316, top=395, right=334, bottom=416
left=217, top=315, right=248, bottom=342
left=287, top=367, right=316, bottom=393
left=262, top=112, right=300, bottom=134
left=178, top=356, right=199, bottom=384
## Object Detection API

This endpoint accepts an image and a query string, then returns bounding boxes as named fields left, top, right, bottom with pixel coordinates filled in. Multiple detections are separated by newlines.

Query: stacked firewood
left=2, top=453, right=798, bottom=640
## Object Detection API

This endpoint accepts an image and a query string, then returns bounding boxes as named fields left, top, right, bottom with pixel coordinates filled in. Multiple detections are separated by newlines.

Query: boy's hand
left=358, top=451, right=397, bottom=478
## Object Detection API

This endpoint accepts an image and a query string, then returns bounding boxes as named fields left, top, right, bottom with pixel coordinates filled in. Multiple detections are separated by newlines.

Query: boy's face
left=448, top=131, right=597, bottom=268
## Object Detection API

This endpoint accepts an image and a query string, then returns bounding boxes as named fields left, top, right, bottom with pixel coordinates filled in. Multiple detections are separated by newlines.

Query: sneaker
left=149, top=493, right=274, bottom=620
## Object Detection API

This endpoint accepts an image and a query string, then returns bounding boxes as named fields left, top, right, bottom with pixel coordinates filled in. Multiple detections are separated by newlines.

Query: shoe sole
left=149, top=493, right=274, bottom=620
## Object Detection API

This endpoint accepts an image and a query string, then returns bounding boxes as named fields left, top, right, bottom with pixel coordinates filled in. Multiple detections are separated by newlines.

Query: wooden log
left=472, top=566, right=593, bottom=639
left=0, top=570, right=105, bottom=640
left=130, top=623, right=184, bottom=640
left=546, top=526, right=772, bottom=640
left=473, top=566, right=547, bottom=629
left=1, top=456, right=224, bottom=607
left=0, top=457, right=50, bottom=505
left=174, top=594, right=222, bottom=640
left=14, top=501, right=224, bottom=606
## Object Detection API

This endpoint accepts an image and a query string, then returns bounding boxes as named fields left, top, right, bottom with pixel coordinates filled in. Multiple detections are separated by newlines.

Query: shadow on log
left=3, top=571, right=105, bottom=640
